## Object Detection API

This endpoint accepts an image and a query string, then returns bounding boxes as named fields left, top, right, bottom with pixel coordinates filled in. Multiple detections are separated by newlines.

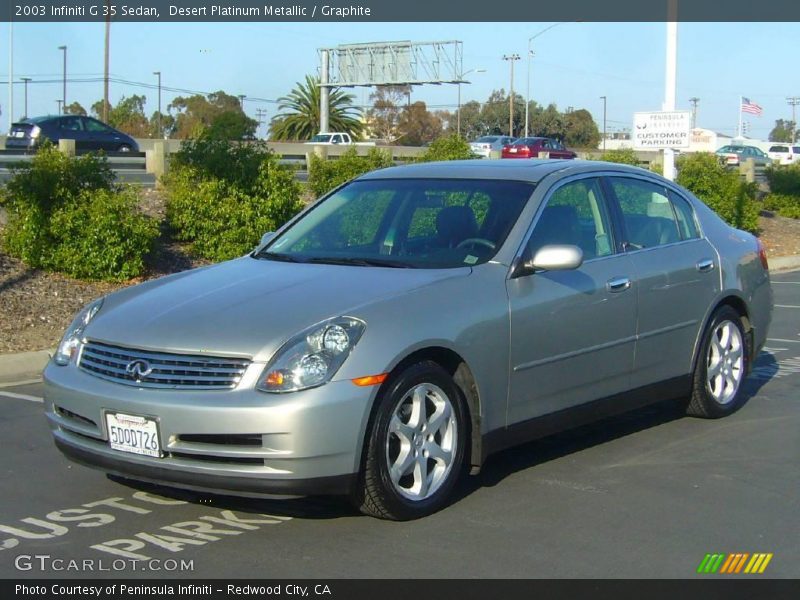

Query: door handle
left=696, top=259, right=715, bottom=273
left=606, top=277, right=632, bottom=293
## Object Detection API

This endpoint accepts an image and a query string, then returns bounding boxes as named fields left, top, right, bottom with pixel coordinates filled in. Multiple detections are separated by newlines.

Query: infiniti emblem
left=125, top=359, right=153, bottom=381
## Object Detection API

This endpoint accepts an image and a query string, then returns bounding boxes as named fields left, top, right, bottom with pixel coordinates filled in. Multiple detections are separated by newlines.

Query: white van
left=767, top=144, right=800, bottom=165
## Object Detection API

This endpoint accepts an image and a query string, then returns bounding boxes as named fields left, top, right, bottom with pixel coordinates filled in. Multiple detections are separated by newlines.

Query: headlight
left=30, top=125, right=41, bottom=139
left=54, top=298, right=104, bottom=366
left=257, top=317, right=365, bottom=393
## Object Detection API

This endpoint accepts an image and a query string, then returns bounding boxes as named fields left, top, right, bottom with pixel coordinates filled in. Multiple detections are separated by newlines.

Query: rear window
left=475, top=136, right=499, bottom=143
left=793, top=147, right=800, bottom=154
left=769, top=146, right=789, bottom=153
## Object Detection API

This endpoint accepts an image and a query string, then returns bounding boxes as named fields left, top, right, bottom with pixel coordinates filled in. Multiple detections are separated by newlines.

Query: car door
left=604, top=175, right=721, bottom=388
left=81, top=117, right=115, bottom=151
left=507, top=176, right=637, bottom=424
left=57, top=116, right=88, bottom=149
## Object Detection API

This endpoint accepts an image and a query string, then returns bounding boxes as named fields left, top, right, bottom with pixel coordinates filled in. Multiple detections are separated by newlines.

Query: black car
left=6, top=115, right=139, bottom=153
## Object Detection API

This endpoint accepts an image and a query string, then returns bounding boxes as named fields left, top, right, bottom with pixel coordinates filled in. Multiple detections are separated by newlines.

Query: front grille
left=79, top=341, right=251, bottom=390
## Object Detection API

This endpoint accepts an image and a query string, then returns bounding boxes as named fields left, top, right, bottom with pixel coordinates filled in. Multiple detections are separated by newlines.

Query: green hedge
left=416, top=134, right=476, bottom=162
left=307, top=147, right=393, bottom=198
left=765, top=163, right=800, bottom=197
left=676, top=152, right=760, bottom=233
left=0, top=144, right=158, bottom=281
left=763, top=193, right=800, bottom=219
left=164, top=142, right=303, bottom=262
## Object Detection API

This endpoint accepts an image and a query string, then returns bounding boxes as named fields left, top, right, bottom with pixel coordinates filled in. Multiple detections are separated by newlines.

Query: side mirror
left=530, top=244, right=583, bottom=271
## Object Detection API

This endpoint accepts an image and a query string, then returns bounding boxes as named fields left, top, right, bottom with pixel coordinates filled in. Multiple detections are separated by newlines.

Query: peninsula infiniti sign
left=125, top=360, right=153, bottom=381
left=633, top=111, right=692, bottom=149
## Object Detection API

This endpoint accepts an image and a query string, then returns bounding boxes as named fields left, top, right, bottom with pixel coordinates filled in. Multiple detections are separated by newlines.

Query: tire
left=356, top=361, right=468, bottom=520
left=118, top=144, right=132, bottom=153
left=686, top=306, right=749, bottom=418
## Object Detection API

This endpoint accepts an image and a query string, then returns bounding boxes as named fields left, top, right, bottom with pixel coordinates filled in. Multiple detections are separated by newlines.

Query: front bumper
left=43, top=361, right=376, bottom=497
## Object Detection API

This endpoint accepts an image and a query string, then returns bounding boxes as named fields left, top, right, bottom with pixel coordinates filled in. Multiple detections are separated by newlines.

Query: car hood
left=87, top=257, right=469, bottom=362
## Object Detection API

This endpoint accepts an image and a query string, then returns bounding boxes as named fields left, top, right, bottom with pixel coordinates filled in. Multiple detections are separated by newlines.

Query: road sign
left=633, top=111, right=692, bottom=149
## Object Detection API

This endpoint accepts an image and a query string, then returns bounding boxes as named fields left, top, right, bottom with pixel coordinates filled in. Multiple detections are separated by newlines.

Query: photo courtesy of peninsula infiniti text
left=44, top=159, right=773, bottom=520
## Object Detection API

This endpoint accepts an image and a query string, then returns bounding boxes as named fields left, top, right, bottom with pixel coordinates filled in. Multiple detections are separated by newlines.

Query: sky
left=1, top=21, right=798, bottom=140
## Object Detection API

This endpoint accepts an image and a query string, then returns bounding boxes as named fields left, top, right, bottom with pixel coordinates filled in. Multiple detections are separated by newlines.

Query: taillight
left=757, top=238, right=769, bottom=271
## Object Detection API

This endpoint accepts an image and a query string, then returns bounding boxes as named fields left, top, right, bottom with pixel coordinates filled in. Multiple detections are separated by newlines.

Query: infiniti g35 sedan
left=44, top=160, right=772, bottom=520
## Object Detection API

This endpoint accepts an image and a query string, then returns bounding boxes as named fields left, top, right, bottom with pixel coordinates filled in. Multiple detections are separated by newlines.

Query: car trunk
left=8, top=122, right=36, bottom=142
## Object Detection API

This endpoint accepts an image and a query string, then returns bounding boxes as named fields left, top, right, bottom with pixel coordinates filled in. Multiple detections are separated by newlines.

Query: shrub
left=165, top=149, right=303, bottom=262
left=763, top=193, right=800, bottom=219
left=171, top=135, right=272, bottom=192
left=765, top=163, right=800, bottom=197
left=676, top=152, right=760, bottom=233
left=595, top=147, right=641, bottom=167
left=0, top=144, right=157, bottom=280
left=307, top=147, right=393, bottom=198
left=417, top=134, right=475, bottom=162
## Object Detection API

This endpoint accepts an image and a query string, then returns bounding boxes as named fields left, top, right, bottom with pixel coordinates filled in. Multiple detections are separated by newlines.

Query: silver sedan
left=44, top=160, right=772, bottom=520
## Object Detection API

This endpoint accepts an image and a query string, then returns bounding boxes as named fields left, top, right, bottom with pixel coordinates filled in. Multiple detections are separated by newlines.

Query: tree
left=529, top=102, right=566, bottom=140
left=397, top=101, right=443, bottom=146
left=564, top=109, right=601, bottom=148
left=148, top=111, right=175, bottom=138
left=169, top=91, right=258, bottom=140
left=92, top=95, right=149, bottom=137
left=769, top=119, right=796, bottom=143
left=367, top=85, right=410, bottom=142
left=269, top=75, right=363, bottom=141
left=447, top=100, right=484, bottom=140
left=64, top=101, right=87, bottom=116
left=479, top=89, right=525, bottom=137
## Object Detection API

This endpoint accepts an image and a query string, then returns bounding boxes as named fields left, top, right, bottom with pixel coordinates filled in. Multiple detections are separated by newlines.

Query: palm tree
left=270, top=75, right=363, bottom=141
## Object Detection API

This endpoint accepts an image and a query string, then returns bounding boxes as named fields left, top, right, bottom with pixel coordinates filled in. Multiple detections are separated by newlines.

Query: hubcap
left=385, top=383, right=458, bottom=501
left=706, top=320, right=744, bottom=405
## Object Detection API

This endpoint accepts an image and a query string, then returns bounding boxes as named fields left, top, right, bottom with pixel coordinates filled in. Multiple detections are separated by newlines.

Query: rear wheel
left=357, top=361, right=467, bottom=520
left=117, top=144, right=132, bottom=153
left=686, top=306, right=749, bottom=418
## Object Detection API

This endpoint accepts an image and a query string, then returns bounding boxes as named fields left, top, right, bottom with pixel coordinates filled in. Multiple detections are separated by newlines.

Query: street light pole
left=21, top=77, right=31, bottom=118
left=525, top=22, right=576, bottom=138
left=457, top=68, right=485, bottom=138
left=56, top=99, right=63, bottom=115
left=58, top=45, right=67, bottom=113
left=600, top=95, right=607, bottom=152
left=503, top=54, right=520, bottom=137
left=153, top=71, right=162, bottom=137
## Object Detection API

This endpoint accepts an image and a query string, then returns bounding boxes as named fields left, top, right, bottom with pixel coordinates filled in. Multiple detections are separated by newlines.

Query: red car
left=501, top=137, right=577, bottom=160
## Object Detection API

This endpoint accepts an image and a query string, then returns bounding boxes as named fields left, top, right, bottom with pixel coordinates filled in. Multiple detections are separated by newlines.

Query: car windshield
left=310, top=134, right=332, bottom=143
left=258, top=178, right=535, bottom=269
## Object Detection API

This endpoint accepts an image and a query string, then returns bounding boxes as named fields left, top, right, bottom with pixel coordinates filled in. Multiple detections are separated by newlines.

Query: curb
left=0, top=255, right=798, bottom=386
left=0, top=349, right=51, bottom=386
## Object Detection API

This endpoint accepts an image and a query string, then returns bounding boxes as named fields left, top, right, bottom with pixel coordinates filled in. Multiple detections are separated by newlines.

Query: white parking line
left=775, top=305, right=800, bottom=308
left=771, top=281, right=800, bottom=284
left=768, top=338, right=800, bottom=344
left=0, top=391, right=43, bottom=403
left=0, top=378, right=42, bottom=389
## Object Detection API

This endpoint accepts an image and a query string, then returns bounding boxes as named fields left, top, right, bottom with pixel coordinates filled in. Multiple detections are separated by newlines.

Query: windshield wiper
left=257, top=251, right=305, bottom=263
left=304, top=256, right=415, bottom=268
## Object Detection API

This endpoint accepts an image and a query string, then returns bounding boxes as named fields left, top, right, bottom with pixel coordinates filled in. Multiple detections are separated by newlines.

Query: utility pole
left=255, top=108, right=268, bottom=138
left=8, top=23, right=13, bottom=128
left=104, top=2, right=110, bottom=122
left=503, top=54, right=520, bottom=137
left=599, top=96, right=607, bottom=152
left=786, top=97, right=800, bottom=142
left=689, top=97, right=700, bottom=129
left=56, top=99, right=63, bottom=115
left=153, top=71, right=162, bottom=137
left=21, top=77, right=31, bottom=118
left=58, top=45, right=67, bottom=114
left=238, top=94, right=246, bottom=109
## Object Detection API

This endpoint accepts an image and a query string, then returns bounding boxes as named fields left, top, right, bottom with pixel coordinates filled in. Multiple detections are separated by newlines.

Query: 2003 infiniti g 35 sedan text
left=44, top=160, right=772, bottom=520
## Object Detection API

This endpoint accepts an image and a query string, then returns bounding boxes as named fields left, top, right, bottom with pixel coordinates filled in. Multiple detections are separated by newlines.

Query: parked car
left=766, top=144, right=800, bottom=165
left=44, top=159, right=772, bottom=520
left=6, top=115, right=139, bottom=153
left=715, top=144, right=772, bottom=167
left=469, top=135, right=516, bottom=158
left=501, top=137, right=577, bottom=159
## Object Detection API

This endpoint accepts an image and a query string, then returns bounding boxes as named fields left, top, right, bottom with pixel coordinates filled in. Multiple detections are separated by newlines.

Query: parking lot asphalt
left=0, top=271, right=798, bottom=579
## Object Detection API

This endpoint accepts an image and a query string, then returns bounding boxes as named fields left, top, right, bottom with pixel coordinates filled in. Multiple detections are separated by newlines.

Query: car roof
left=357, top=159, right=655, bottom=184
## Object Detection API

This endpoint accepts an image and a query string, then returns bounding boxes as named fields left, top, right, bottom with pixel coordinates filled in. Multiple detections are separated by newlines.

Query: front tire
left=357, top=361, right=467, bottom=520
left=686, top=306, right=749, bottom=418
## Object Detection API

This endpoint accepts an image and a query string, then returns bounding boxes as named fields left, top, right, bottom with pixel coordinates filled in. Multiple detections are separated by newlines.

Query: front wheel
left=356, top=361, right=467, bottom=520
left=117, top=144, right=132, bottom=153
left=686, top=306, right=749, bottom=418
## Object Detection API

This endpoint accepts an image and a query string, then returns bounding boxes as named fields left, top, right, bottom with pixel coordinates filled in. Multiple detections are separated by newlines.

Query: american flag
left=741, top=97, right=763, bottom=116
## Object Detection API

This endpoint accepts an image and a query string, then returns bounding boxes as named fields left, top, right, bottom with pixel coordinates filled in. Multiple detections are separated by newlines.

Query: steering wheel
left=456, top=238, right=496, bottom=251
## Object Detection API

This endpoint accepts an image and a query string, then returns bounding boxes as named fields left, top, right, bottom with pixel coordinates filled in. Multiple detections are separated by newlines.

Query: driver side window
left=527, top=178, right=614, bottom=261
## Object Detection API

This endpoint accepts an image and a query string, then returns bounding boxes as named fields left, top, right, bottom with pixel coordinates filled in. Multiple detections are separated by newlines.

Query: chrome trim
left=79, top=341, right=251, bottom=390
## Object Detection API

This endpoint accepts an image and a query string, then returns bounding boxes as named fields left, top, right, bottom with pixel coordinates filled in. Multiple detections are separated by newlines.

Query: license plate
left=13, top=131, right=25, bottom=138
left=509, top=148, right=517, bottom=153
left=105, top=412, right=161, bottom=457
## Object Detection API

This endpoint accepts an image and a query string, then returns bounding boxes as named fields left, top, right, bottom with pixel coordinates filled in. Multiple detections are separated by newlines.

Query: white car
left=306, top=132, right=375, bottom=146
left=767, top=144, right=800, bottom=166
left=470, top=135, right=516, bottom=159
